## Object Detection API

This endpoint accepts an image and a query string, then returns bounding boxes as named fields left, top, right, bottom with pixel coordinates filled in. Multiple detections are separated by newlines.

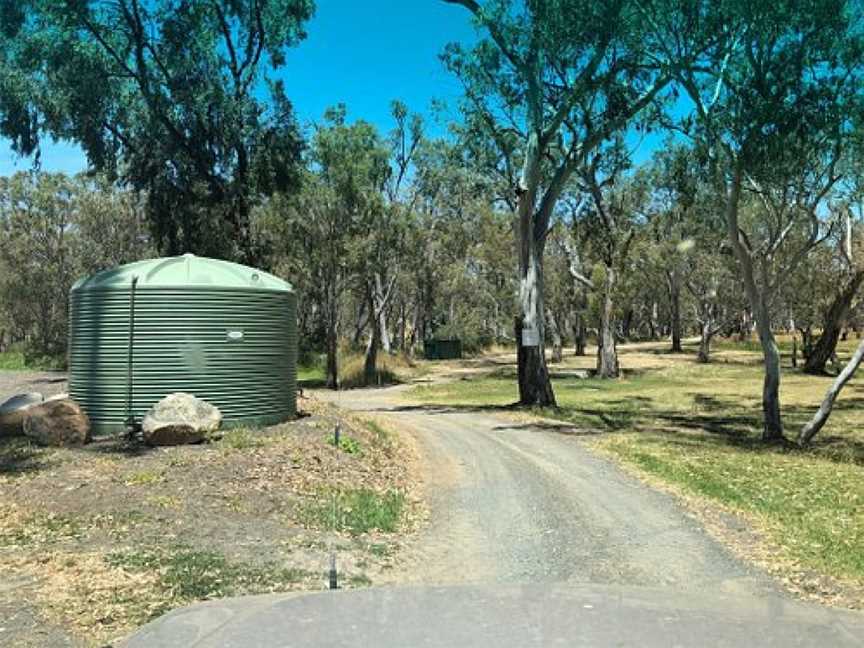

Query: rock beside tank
left=142, top=392, right=222, bottom=446
left=0, top=392, right=45, bottom=437
left=23, top=398, right=91, bottom=446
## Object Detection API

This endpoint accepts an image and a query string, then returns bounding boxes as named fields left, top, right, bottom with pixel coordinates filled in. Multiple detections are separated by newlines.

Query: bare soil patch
left=0, top=391, right=420, bottom=647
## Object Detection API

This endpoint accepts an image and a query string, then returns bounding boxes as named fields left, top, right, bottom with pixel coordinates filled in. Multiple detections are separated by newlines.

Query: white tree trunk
left=697, top=321, right=713, bottom=363
left=374, top=272, right=392, bottom=354
left=799, top=336, right=864, bottom=445
left=597, top=265, right=619, bottom=378
left=514, top=129, right=556, bottom=406
left=724, top=166, right=783, bottom=441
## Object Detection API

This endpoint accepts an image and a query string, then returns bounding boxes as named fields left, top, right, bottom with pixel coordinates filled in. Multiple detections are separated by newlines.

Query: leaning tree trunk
left=804, top=270, right=864, bottom=375
left=799, top=336, right=864, bottom=445
left=597, top=265, right=619, bottom=378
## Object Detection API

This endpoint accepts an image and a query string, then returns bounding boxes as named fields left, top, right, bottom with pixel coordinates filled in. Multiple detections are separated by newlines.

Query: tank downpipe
left=125, top=276, right=141, bottom=441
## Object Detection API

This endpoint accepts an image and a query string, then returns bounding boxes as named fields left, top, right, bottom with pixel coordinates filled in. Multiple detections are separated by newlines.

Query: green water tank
left=69, top=254, right=297, bottom=434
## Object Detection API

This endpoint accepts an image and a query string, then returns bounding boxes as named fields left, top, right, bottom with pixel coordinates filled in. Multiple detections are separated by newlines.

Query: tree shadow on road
left=490, top=421, right=602, bottom=437
left=394, top=391, right=864, bottom=466
left=363, top=402, right=521, bottom=416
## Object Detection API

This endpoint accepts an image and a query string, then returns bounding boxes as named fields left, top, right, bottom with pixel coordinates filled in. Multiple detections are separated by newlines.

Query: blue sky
left=0, top=1, right=477, bottom=175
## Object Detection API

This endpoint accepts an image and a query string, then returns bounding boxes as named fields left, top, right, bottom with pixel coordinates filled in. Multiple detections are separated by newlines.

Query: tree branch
left=443, top=0, right=526, bottom=73
left=212, top=1, right=241, bottom=92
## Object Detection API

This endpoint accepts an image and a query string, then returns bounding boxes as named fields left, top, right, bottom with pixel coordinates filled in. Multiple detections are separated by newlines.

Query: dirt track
left=0, top=370, right=67, bottom=403
left=318, top=383, right=778, bottom=596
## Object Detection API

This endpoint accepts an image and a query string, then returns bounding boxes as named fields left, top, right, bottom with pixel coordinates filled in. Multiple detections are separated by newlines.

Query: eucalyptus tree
left=442, top=0, right=702, bottom=405
left=573, top=148, right=648, bottom=378
left=643, top=145, right=704, bottom=352
left=408, top=140, right=469, bottom=349
left=316, top=107, right=390, bottom=387
left=675, top=0, right=864, bottom=440
left=799, top=334, right=864, bottom=445
left=803, top=139, right=864, bottom=374
left=258, top=106, right=389, bottom=388
left=409, top=137, right=514, bottom=351
left=781, top=241, right=852, bottom=366
left=0, top=172, right=149, bottom=361
left=684, top=241, right=742, bottom=363
left=0, top=0, right=312, bottom=261
left=73, top=175, right=152, bottom=274
left=0, top=173, right=77, bottom=360
left=639, top=143, right=743, bottom=360
left=371, top=101, right=424, bottom=356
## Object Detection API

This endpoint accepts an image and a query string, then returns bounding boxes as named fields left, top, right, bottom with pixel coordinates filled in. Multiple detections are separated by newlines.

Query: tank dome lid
left=71, top=254, right=294, bottom=293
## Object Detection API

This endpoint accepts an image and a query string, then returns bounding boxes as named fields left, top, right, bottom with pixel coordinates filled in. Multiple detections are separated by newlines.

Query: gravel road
left=318, top=385, right=777, bottom=597
left=2, top=367, right=774, bottom=598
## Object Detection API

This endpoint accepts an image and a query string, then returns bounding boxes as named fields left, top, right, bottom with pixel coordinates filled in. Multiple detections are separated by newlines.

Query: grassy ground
left=0, top=350, right=65, bottom=371
left=0, top=351, right=28, bottom=370
left=0, top=397, right=419, bottom=647
left=407, top=336, right=864, bottom=607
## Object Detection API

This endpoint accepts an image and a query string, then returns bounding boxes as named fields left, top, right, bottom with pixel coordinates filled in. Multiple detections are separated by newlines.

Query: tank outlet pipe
left=125, top=275, right=140, bottom=439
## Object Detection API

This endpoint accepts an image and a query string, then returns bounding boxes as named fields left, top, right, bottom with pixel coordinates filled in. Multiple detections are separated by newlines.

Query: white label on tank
left=226, top=330, right=244, bottom=342
left=522, top=328, right=540, bottom=346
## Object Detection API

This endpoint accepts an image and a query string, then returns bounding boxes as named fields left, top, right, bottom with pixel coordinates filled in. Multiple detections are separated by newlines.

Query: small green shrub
left=327, top=434, right=362, bottom=455
left=0, top=351, right=26, bottom=370
left=0, top=349, right=66, bottom=370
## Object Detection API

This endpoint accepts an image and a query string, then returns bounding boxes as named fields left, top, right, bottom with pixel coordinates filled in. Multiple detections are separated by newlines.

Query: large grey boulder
left=0, top=392, right=44, bottom=437
left=23, top=397, right=91, bottom=446
left=142, top=392, right=222, bottom=446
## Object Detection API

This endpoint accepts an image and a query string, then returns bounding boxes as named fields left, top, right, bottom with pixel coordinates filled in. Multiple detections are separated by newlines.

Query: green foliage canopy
left=0, top=0, right=313, bottom=261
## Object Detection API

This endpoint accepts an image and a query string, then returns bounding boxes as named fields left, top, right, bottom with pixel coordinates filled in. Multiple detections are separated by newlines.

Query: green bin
left=424, top=339, right=463, bottom=360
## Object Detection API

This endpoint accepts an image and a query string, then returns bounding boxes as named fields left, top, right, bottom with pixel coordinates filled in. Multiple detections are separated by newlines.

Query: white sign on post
left=521, top=327, right=540, bottom=347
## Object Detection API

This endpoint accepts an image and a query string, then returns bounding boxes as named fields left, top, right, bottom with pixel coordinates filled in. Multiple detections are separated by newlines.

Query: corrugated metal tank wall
left=68, top=254, right=297, bottom=434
